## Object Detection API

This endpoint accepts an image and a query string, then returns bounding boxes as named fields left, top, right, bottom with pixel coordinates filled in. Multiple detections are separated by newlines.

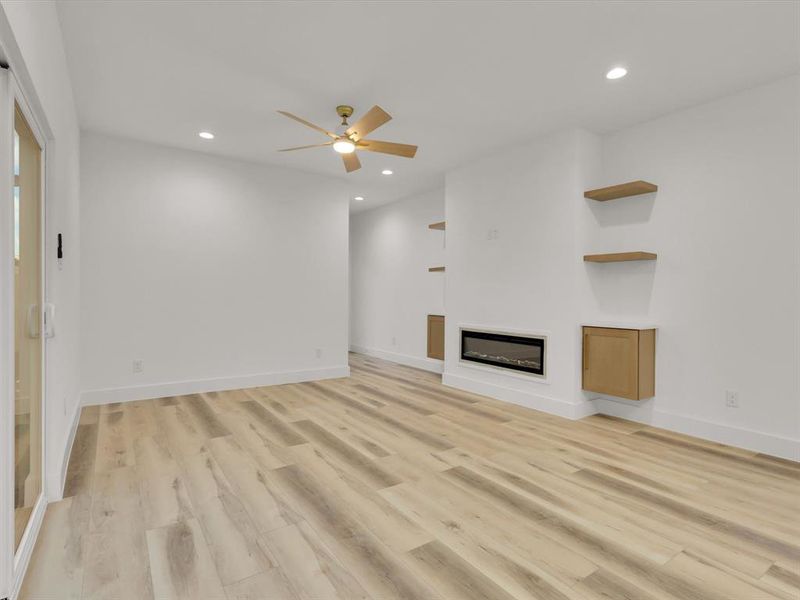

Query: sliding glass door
left=0, top=67, right=46, bottom=599
left=12, top=101, right=43, bottom=552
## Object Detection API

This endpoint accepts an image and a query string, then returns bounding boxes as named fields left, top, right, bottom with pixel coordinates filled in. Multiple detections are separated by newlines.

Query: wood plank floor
left=20, top=353, right=800, bottom=599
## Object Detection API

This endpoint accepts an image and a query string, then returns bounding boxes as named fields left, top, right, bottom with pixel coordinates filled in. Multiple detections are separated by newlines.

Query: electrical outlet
left=133, top=359, right=143, bottom=374
left=391, top=336, right=397, bottom=346
left=315, top=348, right=322, bottom=359
left=725, top=390, right=739, bottom=408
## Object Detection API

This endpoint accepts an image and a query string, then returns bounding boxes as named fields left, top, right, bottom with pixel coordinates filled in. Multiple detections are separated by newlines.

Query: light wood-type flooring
left=20, top=353, right=800, bottom=599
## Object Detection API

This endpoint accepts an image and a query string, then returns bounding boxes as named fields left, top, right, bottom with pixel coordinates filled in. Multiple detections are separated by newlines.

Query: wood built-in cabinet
left=582, top=326, right=655, bottom=400
left=427, top=315, right=445, bottom=360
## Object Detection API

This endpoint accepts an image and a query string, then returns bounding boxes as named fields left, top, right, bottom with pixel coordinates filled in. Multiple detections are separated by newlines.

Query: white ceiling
left=56, top=1, right=799, bottom=212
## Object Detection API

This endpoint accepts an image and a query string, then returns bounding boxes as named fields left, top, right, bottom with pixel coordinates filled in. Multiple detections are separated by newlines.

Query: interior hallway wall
left=349, top=188, right=445, bottom=372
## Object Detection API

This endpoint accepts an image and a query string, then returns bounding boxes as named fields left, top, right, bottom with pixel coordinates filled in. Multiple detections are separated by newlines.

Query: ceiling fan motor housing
left=336, top=105, right=354, bottom=118
left=336, top=105, right=354, bottom=126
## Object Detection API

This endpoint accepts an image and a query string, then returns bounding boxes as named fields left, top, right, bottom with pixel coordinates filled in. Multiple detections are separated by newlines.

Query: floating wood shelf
left=584, top=252, right=657, bottom=263
left=428, top=221, right=446, bottom=230
left=428, top=266, right=445, bottom=272
left=584, top=180, right=657, bottom=201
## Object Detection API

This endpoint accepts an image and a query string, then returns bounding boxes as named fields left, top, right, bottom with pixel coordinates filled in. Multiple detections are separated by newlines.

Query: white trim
left=0, top=65, right=14, bottom=600
left=80, top=365, right=351, bottom=406
left=457, top=323, right=550, bottom=383
left=442, top=371, right=594, bottom=420
left=350, top=344, right=444, bottom=374
left=10, top=75, right=46, bottom=151
left=458, top=322, right=552, bottom=339
left=456, top=358, right=551, bottom=385
left=592, top=397, right=799, bottom=461
left=50, top=399, right=81, bottom=501
left=9, top=493, right=46, bottom=600
left=0, top=65, right=52, bottom=600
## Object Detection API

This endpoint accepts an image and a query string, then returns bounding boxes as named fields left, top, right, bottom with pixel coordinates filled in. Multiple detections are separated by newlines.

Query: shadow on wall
left=585, top=260, right=657, bottom=315
left=588, top=192, right=656, bottom=227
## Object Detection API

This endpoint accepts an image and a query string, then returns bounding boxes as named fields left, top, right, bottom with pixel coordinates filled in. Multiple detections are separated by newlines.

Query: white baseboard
left=443, top=368, right=796, bottom=461
left=350, top=345, right=444, bottom=374
left=442, top=371, right=594, bottom=420
left=593, top=397, right=799, bottom=461
left=80, top=365, right=351, bottom=406
left=50, top=399, right=82, bottom=501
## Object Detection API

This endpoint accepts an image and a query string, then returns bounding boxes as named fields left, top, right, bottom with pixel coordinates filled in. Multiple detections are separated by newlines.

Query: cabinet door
left=427, top=315, right=445, bottom=360
left=582, top=327, right=639, bottom=399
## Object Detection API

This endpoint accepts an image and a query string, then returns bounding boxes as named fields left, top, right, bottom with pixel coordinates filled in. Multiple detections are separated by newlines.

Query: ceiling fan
left=277, top=105, right=418, bottom=173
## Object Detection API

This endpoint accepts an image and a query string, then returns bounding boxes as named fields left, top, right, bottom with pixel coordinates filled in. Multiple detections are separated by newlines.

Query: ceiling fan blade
left=342, top=152, right=361, bottom=173
left=345, top=105, right=392, bottom=141
left=356, top=139, right=417, bottom=158
left=277, top=111, right=337, bottom=139
left=278, top=142, right=333, bottom=152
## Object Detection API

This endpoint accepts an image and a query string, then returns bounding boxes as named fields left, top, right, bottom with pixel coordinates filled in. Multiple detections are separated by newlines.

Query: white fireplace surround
left=457, top=324, right=550, bottom=383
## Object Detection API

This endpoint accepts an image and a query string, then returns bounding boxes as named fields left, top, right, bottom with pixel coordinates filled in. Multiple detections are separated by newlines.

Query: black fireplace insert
left=460, top=329, right=545, bottom=376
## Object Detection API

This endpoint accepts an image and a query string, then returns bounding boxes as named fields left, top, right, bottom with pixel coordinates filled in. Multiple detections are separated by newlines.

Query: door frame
left=0, top=66, right=49, bottom=600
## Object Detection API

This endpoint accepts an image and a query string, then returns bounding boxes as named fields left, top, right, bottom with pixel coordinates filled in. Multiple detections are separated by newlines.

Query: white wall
left=582, top=75, right=800, bottom=457
left=442, top=129, right=593, bottom=418
left=0, top=0, right=82, bottom=497
left=80, top=133, right=350, bottom=403
left=440, top=76, right=799, bottom=458
left=349, top=188, right=445, bottom=372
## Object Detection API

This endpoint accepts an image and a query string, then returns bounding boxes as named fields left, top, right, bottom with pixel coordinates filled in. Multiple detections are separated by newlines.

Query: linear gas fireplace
left=460, top=328, right=546, bottom=377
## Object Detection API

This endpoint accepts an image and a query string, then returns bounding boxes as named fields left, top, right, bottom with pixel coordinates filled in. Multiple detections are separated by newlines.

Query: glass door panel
left=13, top=103, right=42, bottom=551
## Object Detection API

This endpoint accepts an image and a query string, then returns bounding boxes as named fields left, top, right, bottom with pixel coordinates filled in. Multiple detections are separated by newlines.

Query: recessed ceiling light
left=381, top=169, right=393, bottom=175
left=354, top=196, right=365, bottom=201
left=606, top=67, right=627, bottom=80
left=198, top=131, right=215, bottom=139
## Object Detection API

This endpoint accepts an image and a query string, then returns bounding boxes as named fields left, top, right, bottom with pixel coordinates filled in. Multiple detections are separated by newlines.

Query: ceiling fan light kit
left=277, top=104, right=418, bottom=173
left=332, top=139, right=356, bottom=154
